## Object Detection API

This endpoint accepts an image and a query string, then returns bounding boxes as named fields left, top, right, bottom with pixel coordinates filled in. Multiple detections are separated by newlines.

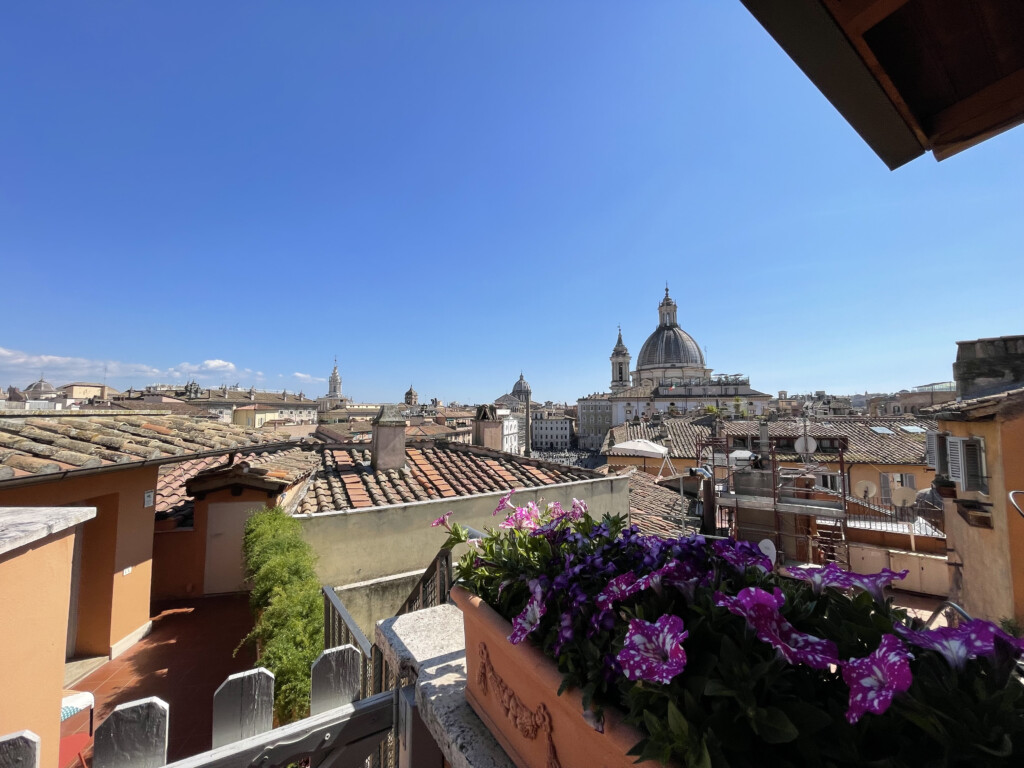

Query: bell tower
left=610, top=326, right=631, bottom=391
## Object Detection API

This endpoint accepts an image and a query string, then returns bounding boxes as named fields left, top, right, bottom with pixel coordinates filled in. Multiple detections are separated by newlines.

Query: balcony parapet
left=376, top=604, right=514, bottom=768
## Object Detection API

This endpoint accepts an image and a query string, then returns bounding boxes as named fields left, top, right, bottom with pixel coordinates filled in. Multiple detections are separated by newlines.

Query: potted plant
left=933, top=475, right=958, bottom=499
left=436, top=494, right=1024, bottom=768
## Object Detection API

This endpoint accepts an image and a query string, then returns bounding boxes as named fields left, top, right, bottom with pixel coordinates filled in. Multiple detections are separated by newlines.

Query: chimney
left=473, top=404, right=502, bottom=450
left=372, top=404, right=407, bottom=471
left=953, top=335, right=1024, bottom=399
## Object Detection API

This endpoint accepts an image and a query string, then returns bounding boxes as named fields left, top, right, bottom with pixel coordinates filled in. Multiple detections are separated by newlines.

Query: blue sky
left=2, top=2, right=1022, bottom=405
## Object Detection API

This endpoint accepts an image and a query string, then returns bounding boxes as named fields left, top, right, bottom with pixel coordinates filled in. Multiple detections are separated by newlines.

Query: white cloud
left=0, top=346, right=162, bottom=387
left=176, top=359, right=237, bottom=375
left=293, top=372, right=327, bottom=384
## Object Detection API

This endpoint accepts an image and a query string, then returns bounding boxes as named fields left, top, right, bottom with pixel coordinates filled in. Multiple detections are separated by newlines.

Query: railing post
left=94, top=697, right=169, bottom=768
left=211, top=668, right=275, bottom=748
left=311, top=645, right=363, bottom=714
left=0, top=730, right=40, bottom=768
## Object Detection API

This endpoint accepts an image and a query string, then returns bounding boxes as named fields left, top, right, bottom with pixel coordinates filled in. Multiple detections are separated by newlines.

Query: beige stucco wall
left=942, top=419, right=1012, bottom=622
left=300, top=475, right=630, bottom=588
left=334, top=570, right=423, bottom=639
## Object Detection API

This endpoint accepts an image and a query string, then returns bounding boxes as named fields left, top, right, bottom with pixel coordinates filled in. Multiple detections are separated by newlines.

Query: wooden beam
left=825, top=0, right=913, bottom=35
left=740, top=0, right=926, bottom=169
left=821, top=0, right=929, bottom=147
left=927, top=67, right=1024, bottom=160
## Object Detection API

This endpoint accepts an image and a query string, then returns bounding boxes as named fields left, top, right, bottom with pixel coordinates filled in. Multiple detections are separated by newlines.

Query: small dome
left=24, top=378, right=56, bottom=396
left=512, top=373, right=530, bottom=395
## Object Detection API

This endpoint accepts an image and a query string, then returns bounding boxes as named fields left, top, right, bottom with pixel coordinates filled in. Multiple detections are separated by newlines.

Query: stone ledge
left=376, top=604, right=514, bottom=768
left=0, top=506, right=97, bottom=556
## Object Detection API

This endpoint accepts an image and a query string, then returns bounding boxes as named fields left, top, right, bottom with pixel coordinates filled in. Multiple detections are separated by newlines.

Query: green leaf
left=703, top=679, right=737, bottom=698
left=667, top=701, right=689, bottom=739
left=750, top=706, right=799, bottom=744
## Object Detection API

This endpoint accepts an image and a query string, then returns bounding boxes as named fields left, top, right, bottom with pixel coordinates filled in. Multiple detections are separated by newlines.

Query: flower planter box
left=451, top=585, right=662, bottom=768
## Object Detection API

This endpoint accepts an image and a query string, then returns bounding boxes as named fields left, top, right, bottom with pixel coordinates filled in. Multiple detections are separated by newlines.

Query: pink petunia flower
left=570, top=498, right=588, bottom=519
left=894, top=619, right=1024, bottom=671
left=841, top=634, right=913, bottom=723
left=493, top=489, right=516, bottom=516
left=787, top=563, right=908, bottom=604
left=616, top=614, right=689, bottom=684
left=715, top=587, right=839, bottom=669
left=431, top=511, right=452, bottom=529
left=508, top=579, right=548, bottom=645
left=499, top=505, right=541, bottom=531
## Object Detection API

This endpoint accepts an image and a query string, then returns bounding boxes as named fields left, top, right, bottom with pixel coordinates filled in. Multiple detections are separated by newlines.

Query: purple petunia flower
left=616, top=614, right=689, bottom=684
left=788, top=563, right=908, bottom=604
left=553, top=611, right=575, bottom=655
left=430, top=511, right=451, bottom=529
left=894, top=619, right=1024, bottom=671
left=715, top=587, right=839, bottom=669
left=508, top=579, right=548, bottom=645
left=841, top=634, right=913, bottom=723
left=713, top=539, right=774, bottom=574
left=493, top=489, right=515, bottom=516
left=596, top=571, right=642, bottom=611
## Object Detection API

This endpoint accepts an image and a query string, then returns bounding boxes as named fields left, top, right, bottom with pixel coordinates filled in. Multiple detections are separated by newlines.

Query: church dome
left=24, top=378, right=56, bottom=396
left=636, top=287, right=704, bottom=370
left=512, top=373, right=530, bottom=395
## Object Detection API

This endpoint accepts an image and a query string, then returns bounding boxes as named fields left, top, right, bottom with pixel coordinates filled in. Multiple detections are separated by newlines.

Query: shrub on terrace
left=241, top=506, right=324, bottom=723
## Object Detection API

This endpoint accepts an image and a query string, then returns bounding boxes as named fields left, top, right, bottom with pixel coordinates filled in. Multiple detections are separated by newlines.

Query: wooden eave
left=740, top=0, right=1024, bottom=169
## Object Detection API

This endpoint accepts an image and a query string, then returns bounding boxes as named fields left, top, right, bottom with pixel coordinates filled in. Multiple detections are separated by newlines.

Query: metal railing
left=395, top=548, right=452, bottom=617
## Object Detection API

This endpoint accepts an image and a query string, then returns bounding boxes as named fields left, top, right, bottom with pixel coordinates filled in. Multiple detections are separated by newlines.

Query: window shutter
left=947, top=438, right=964, bottom=485
left=879, top=472, right=892, bottom=504
left=904, top=474, right=916, bottom=490
left=963, top=440, right=984, bottom=492
left=925, top=431, right=938, bottom=468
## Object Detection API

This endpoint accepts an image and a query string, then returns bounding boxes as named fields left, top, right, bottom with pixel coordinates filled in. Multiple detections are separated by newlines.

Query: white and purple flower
left=713, top=539, right=773, bottom=574
left=787, top=563, right=909, bottom=604
left=715, top=587, right=839, bottom=669
left=508, top=579, right=548, bottom=645
left=894, top=619, right=1024, bottom=671
left=430, top=511, right=452, bottom=530
left=616, top=614, right=689, bottom=684
left=841, top=634, right=913, bottom=723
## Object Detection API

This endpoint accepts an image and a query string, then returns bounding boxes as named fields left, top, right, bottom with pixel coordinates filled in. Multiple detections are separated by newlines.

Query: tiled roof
left=406, top=423, right=456, bottom=437
left=604, top=416, right=935, bottom=466
left=97, top=399, right=217, bottom=418
left=921, top=386, right=1024, bottom=417
left=315, top=423, right=373, bottom=443
left=295, top=441, right=596, bottom=515
left=0, top=413, right=294, bottom=483
left=627, top=469, right=699, bottom=538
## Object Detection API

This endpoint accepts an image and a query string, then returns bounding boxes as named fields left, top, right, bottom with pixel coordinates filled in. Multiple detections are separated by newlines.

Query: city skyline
left=2, top=3, right=1021, bottom=404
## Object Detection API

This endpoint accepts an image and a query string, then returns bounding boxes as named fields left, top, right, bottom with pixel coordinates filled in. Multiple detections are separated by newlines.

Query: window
left=819, top=473, right=841, bottom=491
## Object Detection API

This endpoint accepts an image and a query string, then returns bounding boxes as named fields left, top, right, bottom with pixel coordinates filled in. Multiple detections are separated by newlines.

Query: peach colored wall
left=0, top=528, right=76, bottom=768
left=1000, top=416, right=1024, bottom=622
left=152, top=487, right=278, bottom=599
left=152, top=526, right=206, bottom=600
left=0, top=466, right=158, bottom=656
left=941, top=419, right=1011, bottom=622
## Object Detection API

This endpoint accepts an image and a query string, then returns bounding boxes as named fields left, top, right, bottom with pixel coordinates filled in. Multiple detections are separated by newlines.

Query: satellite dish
left=757, top=539, right=777, bottom=565
left=794, top=435, right=818, bottom=454
left=891, top=487, right=918, bottom=507
left=854, top=480, right=878, bottom=499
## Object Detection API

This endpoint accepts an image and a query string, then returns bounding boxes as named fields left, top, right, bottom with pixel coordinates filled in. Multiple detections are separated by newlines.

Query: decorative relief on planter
left=477, top=642, right=562, bottom=768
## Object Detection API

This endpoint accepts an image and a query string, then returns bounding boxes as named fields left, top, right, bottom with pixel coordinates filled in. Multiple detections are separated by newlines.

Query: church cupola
left=658, top=285, right=678, bottom=327
left=328, top=357, right=342, bottom=399
left=610, top=325, right=632, bottom=392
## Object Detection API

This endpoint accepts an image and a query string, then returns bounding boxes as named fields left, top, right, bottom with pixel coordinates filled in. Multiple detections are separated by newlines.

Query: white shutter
left=925, top=430, right=938, bottom=468
left=947, top=437, right=964, bottom=485
left=879, top=472, right=892, bottom=504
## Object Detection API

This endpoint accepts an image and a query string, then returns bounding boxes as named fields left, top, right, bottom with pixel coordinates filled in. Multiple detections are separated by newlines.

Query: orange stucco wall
left=0, top=467, right=158, bottom=656
left=152, top=486, right=279, bottom=600
left=0, top=528, right=76, bottom=768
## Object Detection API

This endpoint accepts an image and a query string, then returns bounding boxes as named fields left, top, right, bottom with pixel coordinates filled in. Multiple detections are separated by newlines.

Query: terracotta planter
left=935, top=484, right=957, bottom=499
left=451, top=585, right=662, bottom=768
